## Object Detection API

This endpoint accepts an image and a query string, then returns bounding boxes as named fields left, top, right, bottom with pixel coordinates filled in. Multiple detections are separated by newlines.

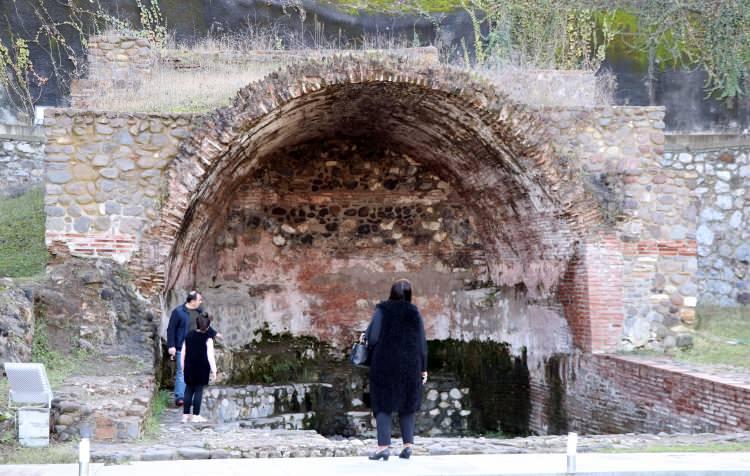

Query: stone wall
left=43, top=110, right=200, bottom=291
left=71, top=35, right=156, bottom=109
left=549, top=354, right=750, bottom=434
left=0, top=123, right=45, bottom=198
left=200, top=379, right=471, bottom=437
left=542, top=106, right=698, bottom=352
left=663, top=134, right=750, bottom=306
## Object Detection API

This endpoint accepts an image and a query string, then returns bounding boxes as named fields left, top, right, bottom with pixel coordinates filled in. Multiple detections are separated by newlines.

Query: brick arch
left=160, top=56, right=604, bottom=324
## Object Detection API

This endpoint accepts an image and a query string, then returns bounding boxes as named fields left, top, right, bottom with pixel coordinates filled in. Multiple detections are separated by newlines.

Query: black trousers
left=184, top=384, right=204, bottom=415
left=375, top=412, right=416, bottom=446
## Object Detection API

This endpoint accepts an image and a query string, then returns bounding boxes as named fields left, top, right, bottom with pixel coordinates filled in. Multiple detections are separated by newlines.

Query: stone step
left=238, top=412, right=315, bottom=430
left=50, top=356, right=156, bottom=442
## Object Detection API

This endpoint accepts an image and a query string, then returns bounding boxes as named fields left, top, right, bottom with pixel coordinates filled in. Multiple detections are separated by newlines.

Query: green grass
left=670, top=306, right=750, bottom=368
left=141, top=389, right=170, bottom=440
left=601, top=441, right=750, bottom=453
left=0, top=187, right=47, bottom=278
left=0, top=442, right=77, bottom=464
left=0, top=321, right=96, bottom=462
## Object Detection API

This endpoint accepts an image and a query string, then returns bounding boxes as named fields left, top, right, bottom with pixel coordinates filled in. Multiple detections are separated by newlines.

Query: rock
left=73, top=164, right=98, bottom=180
left=718, top=152, right=735, bottom=163
left=105, top=201, right=122, bottom=215
left=92, top=216, right=111, bottom=231
left=662, top=335, right=677, bottom=349
left=115, top=158, right=136, bottom=171
left=696, top=225, right=714, bottom=246
left=48, top=167, right=73, bottom=184
left=141, top=449, right=176, bottom=461
left=675, top=334, right=694, bottom=349
left=736, top=244, right=750, bottom=263
left=0, top=282, right=34, bottom=362
left=100, top=168, right=119, bottom=179
left=178, top=447, right=211, bottom=459
left=78, top=339, right=96, bottom=352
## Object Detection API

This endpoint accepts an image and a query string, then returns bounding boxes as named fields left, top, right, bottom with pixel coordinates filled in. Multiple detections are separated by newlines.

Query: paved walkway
left=88, top=408, right=750, bottom=463
left=5, top=452, right=750, bottom=476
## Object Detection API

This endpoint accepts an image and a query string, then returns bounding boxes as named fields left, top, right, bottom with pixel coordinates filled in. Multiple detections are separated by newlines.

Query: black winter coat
left=367, top=300, right=427, bottom=414
left=184, top=330, right=211, bottom=386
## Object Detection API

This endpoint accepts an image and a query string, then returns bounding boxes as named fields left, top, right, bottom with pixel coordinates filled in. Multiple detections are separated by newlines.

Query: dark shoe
left=368, top=448, right=390, bottom=461
left=176, top=399, right=184, bottom=407
left=399, top=447, right=412, bottom=459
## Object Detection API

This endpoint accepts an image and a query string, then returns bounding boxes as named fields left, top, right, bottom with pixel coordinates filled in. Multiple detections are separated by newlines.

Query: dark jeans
left=184, top=384, right=204, bottom=415
left=375, top=412, right=416, bottom=447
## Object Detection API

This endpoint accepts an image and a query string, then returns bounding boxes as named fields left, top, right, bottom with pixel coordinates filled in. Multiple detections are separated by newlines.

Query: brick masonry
left=530, top=353, right=750, bottom=435
left=44, top=57, right=694, bottom=358
left=38, top=50, right=750, bottom=437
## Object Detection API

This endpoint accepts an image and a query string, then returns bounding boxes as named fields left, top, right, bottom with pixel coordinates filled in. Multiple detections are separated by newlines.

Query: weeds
left=84, top=61, right=278, bottom=113
left=600, top=441, right=750, bottom=453
left=0, top=187, right=46, bottom=278
left=31, top=312, right=93, bottom=387
left=141, top=389, right=170, bottom=440
left=672, top=306, right=750, bottom=368
left=0, top=442, right=77, bottom=464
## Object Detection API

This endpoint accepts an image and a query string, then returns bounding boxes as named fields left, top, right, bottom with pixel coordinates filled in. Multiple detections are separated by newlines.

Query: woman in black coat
left=365, top=279, right=428, bottom=460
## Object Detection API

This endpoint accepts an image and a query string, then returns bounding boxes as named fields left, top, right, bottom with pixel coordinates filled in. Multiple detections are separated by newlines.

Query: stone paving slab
left=5, top=452, right=750, bottom=476
left=88, top=407, right=750, bottom=463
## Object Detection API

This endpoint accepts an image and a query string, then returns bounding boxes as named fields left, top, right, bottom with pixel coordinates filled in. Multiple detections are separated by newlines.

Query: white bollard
left=566, top=432, right=577, bottom=474
left=78, top=437, right=90, bottom=476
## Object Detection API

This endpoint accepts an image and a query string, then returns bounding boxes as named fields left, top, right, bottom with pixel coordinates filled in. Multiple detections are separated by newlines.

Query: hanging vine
left=692, top=0, right=750, bottom=105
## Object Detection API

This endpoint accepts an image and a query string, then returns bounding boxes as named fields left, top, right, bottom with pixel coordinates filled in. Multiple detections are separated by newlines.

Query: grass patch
left=0, top=187, right=47, bottom=278
left=31, top=313, right=93, bottom=387
left=141, top=389, right=170, bottom=440
left=667, top=306, right=750, bottom=368
left=0, top=442, right=77, bottom=464
left=600, top=441, right=750, bottom=453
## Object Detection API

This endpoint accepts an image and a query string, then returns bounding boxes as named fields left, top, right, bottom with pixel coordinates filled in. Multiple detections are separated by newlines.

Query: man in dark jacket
left=167, top=291, right=203, bottom=406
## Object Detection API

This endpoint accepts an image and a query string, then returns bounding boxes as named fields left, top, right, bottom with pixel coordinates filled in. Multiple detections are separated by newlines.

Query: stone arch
left=159, top=56, right=605, bottom=348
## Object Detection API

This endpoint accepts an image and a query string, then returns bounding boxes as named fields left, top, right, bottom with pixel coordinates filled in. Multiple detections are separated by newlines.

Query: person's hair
left=186, top=290, right=200, bottom=303
left=388, top=279, right=412, bottom=303
left=196, top=312, right=210, bottom=332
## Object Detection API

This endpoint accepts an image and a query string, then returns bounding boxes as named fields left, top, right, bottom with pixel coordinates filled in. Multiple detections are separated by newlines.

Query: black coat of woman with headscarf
left=365, top=279, right=428, bottom=460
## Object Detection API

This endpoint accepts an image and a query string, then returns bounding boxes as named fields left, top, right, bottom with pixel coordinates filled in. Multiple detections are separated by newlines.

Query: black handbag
left=350, top=334, right=370, bottom=367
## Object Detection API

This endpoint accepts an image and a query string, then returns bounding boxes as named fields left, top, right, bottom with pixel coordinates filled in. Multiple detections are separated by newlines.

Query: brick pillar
left=561, top=234, right=625, bottom=353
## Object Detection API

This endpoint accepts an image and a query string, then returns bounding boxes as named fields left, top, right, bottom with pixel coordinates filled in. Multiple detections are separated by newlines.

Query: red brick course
left=531, top=354, right=750, bottom=435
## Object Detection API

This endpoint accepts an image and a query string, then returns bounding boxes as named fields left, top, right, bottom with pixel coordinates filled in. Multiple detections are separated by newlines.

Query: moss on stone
left=428, top=339, right=530, bottom=435
left=227, top=326, right=334, bottom=385
left=0, top=187, right=46, bottom=278
left=544, top=354, right=568, bottom=434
